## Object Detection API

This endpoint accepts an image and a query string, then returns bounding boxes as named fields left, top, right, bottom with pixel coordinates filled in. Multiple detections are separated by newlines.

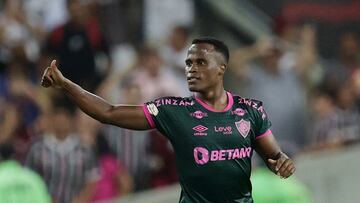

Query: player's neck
left=194, top=88, right=228, bottom=111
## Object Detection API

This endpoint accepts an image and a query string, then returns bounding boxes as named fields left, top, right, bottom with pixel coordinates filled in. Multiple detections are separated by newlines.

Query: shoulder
left=147, top=96, right=195, bottom=108
left=232, top=94, right=267, bottom=118
left=232, top=94, right=264, bottom=109
left=144, top=96, right=194, bottom=118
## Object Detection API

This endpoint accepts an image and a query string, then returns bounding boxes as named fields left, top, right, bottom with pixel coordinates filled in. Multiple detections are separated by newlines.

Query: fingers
left=267, top=159, right=276, bottom=165
left=41, top=60, right=61, bottom=88
left=275, top=157, right=286, bottom=174
left=267, top=158, right=277, bottom=169
left=267, top=158, right=279, bottom=174
left=268, top=157, right=296, bottom=179
left=50, top=60, right=57, bottom=69
left=41, top=67, right=53, bottom=87
left=277, top=158, right=296, bottom=179
left=267, top=157, right=283, bottom=172
left=41, top=76, right=53, bottom=87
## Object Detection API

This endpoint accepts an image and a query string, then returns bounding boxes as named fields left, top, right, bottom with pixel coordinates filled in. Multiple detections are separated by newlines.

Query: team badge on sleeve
left=235, top=119, right=250, bottom=138
left=147, top=103, right=159, bottom=116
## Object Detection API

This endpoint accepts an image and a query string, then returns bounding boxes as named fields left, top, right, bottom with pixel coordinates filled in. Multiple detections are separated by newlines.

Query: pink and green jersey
left=143, top=92, right=272, bottom=203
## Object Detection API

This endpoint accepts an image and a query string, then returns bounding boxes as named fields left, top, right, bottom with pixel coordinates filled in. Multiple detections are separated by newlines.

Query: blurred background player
left=0, top=141, right=51, bottom=203
left=44, top=0, right=111, bottom=92
left=25, top=98, right=98, bottom=203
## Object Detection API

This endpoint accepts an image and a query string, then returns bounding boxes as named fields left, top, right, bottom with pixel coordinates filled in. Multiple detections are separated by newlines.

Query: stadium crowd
left=0, top=0, right=359, bottom=203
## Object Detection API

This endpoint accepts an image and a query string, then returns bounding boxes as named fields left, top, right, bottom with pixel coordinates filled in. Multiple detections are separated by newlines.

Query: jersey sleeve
left=142, top=98, right=179, bottom=139
left=252, top=101, right=272, bottom=139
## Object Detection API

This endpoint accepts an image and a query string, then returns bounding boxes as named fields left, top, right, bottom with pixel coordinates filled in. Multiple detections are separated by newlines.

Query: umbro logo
left=193, top=125, right=208, bottom=132
left=193, top=125, right=208, bottom=136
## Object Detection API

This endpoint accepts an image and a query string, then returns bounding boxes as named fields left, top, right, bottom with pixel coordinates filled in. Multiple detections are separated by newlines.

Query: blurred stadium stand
left=1, top=0, right=360, bottom=202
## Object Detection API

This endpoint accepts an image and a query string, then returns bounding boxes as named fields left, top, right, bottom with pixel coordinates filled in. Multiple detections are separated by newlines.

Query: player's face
left=185, top=43, right=224, bottom=92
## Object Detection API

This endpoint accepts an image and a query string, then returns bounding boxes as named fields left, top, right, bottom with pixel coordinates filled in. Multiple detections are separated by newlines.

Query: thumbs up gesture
left=268, top=153, right=296, bottom=179
left=41, top=60, right=66, bottom=89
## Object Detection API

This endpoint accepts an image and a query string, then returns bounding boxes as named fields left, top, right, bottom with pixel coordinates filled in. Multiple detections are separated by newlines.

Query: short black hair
left=191, top=37, right=229, bottom=63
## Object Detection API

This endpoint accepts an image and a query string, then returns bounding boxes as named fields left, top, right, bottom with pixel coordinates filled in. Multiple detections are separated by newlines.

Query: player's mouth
left=187, top=76, right=200, bottom=83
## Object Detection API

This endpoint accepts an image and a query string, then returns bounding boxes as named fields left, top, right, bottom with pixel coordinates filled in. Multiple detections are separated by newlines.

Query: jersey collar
left=194, top=92, right=234, bottom=113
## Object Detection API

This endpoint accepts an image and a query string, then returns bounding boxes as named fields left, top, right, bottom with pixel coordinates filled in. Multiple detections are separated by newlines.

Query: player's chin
left=188, top=84, right=200, bottom=92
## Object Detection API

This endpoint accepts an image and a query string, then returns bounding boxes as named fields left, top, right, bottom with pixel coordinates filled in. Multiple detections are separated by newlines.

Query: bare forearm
left=61, top=78, right=114, bottom=123
left=41, top=60, right=150, bottom=130
left=255, top=135, right=295, bottom=177
left=60, top=78, right=149, bottom=130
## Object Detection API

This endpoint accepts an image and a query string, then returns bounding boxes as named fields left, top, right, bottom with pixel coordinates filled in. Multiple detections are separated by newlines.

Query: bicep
left=103, top=105, right=151, bottom=130
left=254, top=133, right=281, bottom=160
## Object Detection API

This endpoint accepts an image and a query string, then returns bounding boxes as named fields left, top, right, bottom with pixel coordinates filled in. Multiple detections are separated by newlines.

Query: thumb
left=50, top=60, right=57, bottom=69
left=268, top=159, right=280, bottom=173
left=268, top=158, right=277, bottom=166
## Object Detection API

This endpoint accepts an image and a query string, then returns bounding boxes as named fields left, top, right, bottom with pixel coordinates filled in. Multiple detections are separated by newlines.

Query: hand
left=268, top=153, right=295, bottom=179
left=41, top=60, right=65, bottom=89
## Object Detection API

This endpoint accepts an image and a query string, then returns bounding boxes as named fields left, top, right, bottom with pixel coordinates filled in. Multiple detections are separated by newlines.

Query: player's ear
left=218, top=64, right=226, bottom=75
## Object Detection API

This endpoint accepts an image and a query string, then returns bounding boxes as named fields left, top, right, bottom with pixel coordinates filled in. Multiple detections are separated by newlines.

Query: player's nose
left=187, top=64, right=198, bottom=73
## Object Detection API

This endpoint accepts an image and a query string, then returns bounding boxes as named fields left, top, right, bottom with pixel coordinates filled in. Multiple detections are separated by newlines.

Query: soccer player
left=41, top=37, right=295, bottom=202
left=0, top=142, right=51, bottom=203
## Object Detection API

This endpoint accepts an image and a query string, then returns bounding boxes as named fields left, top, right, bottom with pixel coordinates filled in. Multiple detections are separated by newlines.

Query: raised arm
left=41, top=60, right=151, bottom=130
left=254, top=133, right=295, bottom=179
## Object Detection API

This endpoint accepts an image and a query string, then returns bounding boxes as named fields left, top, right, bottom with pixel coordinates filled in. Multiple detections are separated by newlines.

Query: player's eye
left=185, top=60, right=192, bottom=67
left=198, top=59, right=206, bottom=66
